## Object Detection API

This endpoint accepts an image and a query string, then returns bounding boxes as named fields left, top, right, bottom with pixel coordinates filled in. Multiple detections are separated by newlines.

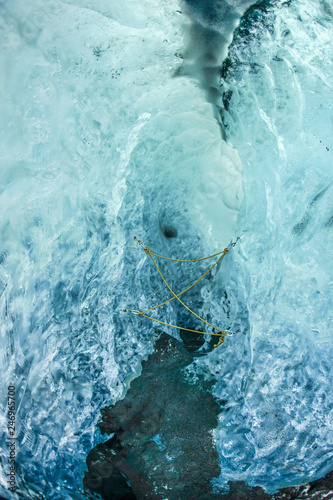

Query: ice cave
left=0, top=0, right=332, bottom=498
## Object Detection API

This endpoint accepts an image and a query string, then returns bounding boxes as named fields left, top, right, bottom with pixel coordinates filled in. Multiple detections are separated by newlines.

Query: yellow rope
left=141, top=248, right=228, bottom=314
left=134, top=312, right=223, bottom=336
left=146, top=248, right=228, bottom=263
left=146, top=247, right=228, bottom=332
left=125, top=310, right=227, bottom=348
left=146, top=248, right=228, bottom=347
left=124, top=237, right=239, bottom=348
left=134, top=236, right=227, bottom=263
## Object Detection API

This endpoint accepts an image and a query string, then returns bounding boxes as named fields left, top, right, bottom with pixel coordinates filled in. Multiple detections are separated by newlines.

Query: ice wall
left=189, top=0, right=333, bottom=493
left=0, top=0, right=243, bottom=497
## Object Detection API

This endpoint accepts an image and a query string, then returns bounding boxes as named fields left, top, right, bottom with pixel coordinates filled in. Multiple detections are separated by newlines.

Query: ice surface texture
left=0, top=0, right=332, bottom=498
left=0, top=0, right=243, bottom=497
left=201, top=0, right=333, bottom=493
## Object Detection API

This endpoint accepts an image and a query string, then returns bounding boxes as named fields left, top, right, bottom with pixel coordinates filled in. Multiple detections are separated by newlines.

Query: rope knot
left=144, top=246, right=151, bottom=254
left=213, top=332, right=227, bottom=349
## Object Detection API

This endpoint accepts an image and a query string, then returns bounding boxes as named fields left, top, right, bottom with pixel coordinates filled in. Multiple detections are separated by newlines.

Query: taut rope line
left=124, top=236, right=239, bottom=348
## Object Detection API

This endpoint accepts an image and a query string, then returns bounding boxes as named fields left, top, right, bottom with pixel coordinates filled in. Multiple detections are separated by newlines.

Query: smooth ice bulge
left=128, top=78, right=244, bottom=248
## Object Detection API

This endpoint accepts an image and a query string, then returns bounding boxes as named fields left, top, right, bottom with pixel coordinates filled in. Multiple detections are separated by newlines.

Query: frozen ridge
left=190, top=0, right=333, bottom=493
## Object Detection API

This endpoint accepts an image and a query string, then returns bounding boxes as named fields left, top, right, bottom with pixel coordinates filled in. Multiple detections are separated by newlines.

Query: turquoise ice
left=0, top=0, right=332, bottom=497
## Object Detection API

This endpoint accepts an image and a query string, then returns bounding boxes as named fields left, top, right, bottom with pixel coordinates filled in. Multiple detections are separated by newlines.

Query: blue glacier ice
left=0, top=0, right=332, bottom=498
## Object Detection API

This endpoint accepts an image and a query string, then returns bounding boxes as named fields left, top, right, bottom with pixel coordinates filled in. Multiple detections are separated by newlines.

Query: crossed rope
left=124, top=236, right=239, bottom=348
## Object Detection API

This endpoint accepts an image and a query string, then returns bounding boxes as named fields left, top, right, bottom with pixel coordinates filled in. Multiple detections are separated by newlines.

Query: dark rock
left=84, top=435, right=136, bottom=499
left=179, top=328, right=205, bottom=351
left=85, top=333, right=220, bottom=499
